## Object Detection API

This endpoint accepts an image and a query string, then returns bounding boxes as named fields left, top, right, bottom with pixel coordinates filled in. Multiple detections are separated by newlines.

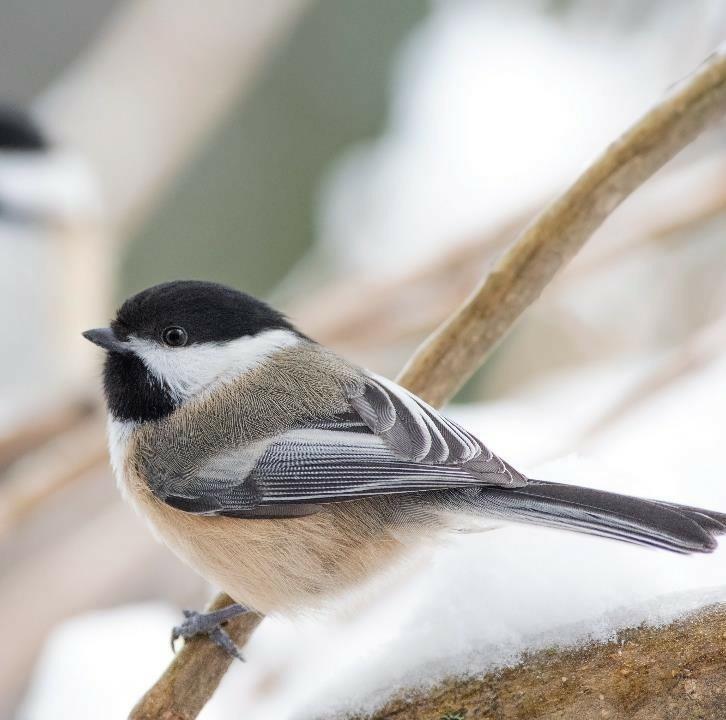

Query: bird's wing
left=151, top=371, right=527, bottom=517
left=345, top=372, right=510, bottom=467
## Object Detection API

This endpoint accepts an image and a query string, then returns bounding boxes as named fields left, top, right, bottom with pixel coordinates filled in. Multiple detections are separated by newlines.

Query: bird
left=84, top=279, right=726, bottom=658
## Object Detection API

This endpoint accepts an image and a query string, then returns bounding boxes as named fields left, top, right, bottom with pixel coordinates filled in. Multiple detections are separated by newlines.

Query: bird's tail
left=457, top=480, right=726, bottom=553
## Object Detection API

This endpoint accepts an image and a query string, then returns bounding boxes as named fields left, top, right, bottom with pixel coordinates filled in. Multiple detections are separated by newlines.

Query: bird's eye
left=162, top=326, right=188, bottom=347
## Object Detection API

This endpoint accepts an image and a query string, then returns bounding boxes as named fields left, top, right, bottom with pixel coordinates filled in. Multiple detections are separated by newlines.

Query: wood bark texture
left=354, top=604, right=726, bottom=720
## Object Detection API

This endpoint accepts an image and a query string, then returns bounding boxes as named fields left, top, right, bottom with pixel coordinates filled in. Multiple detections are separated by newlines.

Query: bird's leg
left=171, top=603, right=248, bottom=660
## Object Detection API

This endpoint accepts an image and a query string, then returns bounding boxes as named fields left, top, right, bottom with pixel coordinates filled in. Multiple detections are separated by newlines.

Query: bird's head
left=83, top=280, right=301, bottom=422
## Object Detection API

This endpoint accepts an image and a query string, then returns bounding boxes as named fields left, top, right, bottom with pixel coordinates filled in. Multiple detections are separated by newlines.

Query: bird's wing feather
left=346, top=372, right=509, bottom=467
left=154, top=371, right=527, bottom=517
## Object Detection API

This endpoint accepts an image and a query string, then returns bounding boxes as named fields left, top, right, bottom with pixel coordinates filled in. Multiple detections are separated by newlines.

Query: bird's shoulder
left=131, top=340, right=362, bottom=458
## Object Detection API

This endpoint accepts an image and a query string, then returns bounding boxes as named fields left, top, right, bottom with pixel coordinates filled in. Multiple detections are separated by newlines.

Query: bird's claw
left=170, top=608, right=245, bottom=661
left=207, top=625, right=245, bottom=661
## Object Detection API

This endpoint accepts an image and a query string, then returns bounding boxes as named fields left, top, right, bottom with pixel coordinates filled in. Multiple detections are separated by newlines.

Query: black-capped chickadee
left=84, top=280, right=726, bottom=657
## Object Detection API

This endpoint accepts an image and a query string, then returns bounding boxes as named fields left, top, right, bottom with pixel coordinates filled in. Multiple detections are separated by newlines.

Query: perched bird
left=84, top=280, right=726, bottom=657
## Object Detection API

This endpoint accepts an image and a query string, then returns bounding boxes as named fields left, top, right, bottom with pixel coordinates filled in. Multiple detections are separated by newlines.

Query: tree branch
left=129, top=47, right=726, bottom=719
left=129, top=594, right=263, bottom=720
left=0, top=397, right=94, bottom=469
left=357, top=602, right=726, bottom=720
left=296, top=149, right=726, bottom=364
left=399, top=48, right=726, bottom=407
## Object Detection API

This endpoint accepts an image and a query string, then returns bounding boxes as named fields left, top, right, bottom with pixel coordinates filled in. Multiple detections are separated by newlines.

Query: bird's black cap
left=88, top=281, right=303, bottom=423
left=112, top=280, right=298, bottom=345
left=0, top=105, right=48, bottom=152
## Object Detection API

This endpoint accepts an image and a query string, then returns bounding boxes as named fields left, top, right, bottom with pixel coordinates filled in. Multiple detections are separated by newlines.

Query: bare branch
left=0, top=417, right=107, bottom=542
left=399, top=49, right=726, bottom=407
left=0, top=397, right=94, bottom=469
left=130, top=48, right=726, bottom=719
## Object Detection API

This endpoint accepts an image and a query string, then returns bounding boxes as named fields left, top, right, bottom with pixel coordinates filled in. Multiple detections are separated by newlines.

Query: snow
left=14, top=604, right=209, bottom=720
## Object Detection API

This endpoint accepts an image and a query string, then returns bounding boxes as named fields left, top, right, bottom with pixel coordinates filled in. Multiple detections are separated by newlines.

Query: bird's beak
left=82, top=327, right=132, bottom=354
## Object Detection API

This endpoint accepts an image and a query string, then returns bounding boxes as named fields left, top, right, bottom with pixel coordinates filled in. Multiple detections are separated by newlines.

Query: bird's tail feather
left=461, top=480, right=726, bottom=554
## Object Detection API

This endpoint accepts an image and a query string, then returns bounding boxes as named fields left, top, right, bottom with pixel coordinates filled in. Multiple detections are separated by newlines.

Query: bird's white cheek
left=127, top=329, right=299, bottom=403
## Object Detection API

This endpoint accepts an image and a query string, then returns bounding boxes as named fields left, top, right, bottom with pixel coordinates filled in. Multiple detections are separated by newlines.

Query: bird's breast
left=109, top=419, right=420, bottom=613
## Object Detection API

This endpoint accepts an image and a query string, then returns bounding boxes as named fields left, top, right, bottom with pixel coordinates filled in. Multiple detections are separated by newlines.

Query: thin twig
left=129, top=594, right=263, bottom=720
left=130, top=47, right=726, bottom=719
left=295, top=145, right=726, bottom=367
left=296, top=206, right=537, bottom=348
left=563, top=313, right=726, bottom=454
left=0, top=397, right=95, bottom=470
left=400, top=49, right=726, bottom=407
left=0, top=417, right=108, bottom=542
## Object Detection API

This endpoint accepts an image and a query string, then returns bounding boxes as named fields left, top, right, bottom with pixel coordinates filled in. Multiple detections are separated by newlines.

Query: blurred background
left=1, top=1, right=726, bottom=718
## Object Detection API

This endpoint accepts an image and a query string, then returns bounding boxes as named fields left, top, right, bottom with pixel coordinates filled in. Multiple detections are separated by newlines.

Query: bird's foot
left=171, top=603, right=248, bottom=661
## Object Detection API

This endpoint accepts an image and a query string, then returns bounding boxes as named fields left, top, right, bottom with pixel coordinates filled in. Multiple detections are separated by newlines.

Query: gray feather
left=443, top=480, right=726, bottom=553
left=346, top=372, right=526, bottom=486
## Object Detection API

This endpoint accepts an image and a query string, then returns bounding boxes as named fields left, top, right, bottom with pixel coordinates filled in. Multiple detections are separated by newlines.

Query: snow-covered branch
left=358, top=603, right=726, bottom=720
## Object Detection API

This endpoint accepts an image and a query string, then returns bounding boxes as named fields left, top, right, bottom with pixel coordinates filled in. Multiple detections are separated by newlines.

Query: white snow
left=14, top=604, right=223, bottom=720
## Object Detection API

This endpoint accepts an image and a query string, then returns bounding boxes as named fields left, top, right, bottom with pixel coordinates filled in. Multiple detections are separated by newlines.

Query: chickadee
left=84, top=280, right=726, bottom=657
